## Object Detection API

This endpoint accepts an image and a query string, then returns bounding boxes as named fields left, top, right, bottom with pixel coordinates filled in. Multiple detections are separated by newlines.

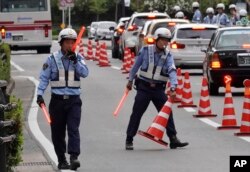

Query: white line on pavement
left=111, top=66, right=121, bottom=70
left=184, top=107, right=196, bottom=112
left=10, top=60, right=25, bottom=72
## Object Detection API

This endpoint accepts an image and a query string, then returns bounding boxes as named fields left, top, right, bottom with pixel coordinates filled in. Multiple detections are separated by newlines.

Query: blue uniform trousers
left=49, top=94, right=82, bottom=162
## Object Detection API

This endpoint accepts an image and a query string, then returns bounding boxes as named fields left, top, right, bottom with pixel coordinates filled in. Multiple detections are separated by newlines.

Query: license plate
left=237, top=55, right=250, bottom=66
left=12, top=35, right=23, bottom=41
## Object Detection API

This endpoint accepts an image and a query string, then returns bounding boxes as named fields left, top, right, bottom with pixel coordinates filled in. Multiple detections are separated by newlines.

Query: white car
left=169, top=24, right=218, bottom=68
left=88, top=22, right=98, bottom=39
left=120, top=12, right=169, bottom=55
left=95, top=21, right=117, bottom=40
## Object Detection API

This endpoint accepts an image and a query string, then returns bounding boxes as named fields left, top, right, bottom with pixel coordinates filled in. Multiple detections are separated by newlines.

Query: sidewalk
left=12, top=77, right=55, bottom=172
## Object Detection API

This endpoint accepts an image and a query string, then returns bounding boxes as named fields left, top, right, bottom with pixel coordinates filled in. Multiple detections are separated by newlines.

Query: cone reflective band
left=72, top=26, right=86, bottom=52
left=113, top=89, right=129, bottom=117
left=40, top=103, right=51, bottom=124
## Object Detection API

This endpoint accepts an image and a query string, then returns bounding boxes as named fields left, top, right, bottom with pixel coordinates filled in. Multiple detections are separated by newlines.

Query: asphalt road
left=10, top=40, right=250, bottom=172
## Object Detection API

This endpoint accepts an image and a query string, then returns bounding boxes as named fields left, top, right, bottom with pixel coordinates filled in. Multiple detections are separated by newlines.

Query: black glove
left=37, top=95, right=45, bottom=107
left=126, top=81, right=133, bottom=90
left=67, top=51, right=77, bottom=64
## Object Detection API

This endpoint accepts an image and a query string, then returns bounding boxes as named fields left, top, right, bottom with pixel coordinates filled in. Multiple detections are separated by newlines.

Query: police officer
left=216, top=3, right=231, bottom=27
left=171, top=5, right=181, bottom=18
left=239, top=9, right=248, bottom=20
left=192, top=2, right=202, bottom=23
left=203, top=7, right=216, bottom=24
left=229, top=4, right=240, bottom=25
left=36, top=28, right=89, bottom=170
left=125, top=28, right=189, bottom=150
left=175, top=11, right=185, bottom=19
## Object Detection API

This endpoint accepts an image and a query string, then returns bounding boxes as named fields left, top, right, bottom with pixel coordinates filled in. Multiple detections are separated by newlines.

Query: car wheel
left=209, top=82, right=219, bottom=96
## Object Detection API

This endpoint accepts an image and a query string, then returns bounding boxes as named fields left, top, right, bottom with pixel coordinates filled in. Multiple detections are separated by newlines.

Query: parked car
left=203, top=26, right=250, bottom=95
left=169, top=23, right=218, bottom=68
left=95, top=21, right=117, bottom=40
left=87, top=22, right=98, bottom=39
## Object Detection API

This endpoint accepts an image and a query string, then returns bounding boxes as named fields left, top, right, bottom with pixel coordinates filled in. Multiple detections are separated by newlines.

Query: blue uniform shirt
left=192, top=9, right=202, bottom=23
left=129, top=45, right=177, bottom=88
left=216, top=13, right=231, bottom=26
left=203, top=15, right=217, bottom=24
left=230, top=14, right=240, bottom=25
left=37, top=50, right=89, bottom=96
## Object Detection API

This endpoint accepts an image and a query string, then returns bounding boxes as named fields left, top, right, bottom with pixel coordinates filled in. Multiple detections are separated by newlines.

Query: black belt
left=51, top=94, right=79, bottom=100
left=138, top=79, right=166, bottom=88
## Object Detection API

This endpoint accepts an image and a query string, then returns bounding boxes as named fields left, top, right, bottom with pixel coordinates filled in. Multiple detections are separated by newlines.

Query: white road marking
left=111, top=66, right=121, bottom=70
left=184, top=107, right=196, bottom=112
left=10, top=60, right=25, bottom=72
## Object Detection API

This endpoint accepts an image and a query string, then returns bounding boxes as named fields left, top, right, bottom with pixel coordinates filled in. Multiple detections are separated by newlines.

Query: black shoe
left=170, top=136, right=189, bottom=149
left=125, top=141, right=134, bottom=150
left=58, top=161, right=70, bottom=170
left=70, top=155, right=80, bottom=171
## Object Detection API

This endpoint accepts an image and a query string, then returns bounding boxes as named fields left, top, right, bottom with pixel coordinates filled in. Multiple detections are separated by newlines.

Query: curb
left=6, top=78, right=15, bottom=95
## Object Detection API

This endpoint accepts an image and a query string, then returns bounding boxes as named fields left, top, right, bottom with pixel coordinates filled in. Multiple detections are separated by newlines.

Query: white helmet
left=192, top=2, right=199, bottom=8
left=154, top=28, right=172, bottom=40
left=239, top=9, right=248, bottom=17
left=216, top=3, right=225, bottom=10
left=206, top=7, right=214, bottom=14
left=58, top=28, right=77, bottom=43
left=175, top=11, right=184, bottom=19
left=229, top=4, right=237, bottom=10
left=173, top=5, right=181, bottom=12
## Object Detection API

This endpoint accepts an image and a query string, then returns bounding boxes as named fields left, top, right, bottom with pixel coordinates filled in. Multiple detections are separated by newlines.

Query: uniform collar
left=59, top=50, right=67, bottom=60
left=153, top=44, right=165, bottom=56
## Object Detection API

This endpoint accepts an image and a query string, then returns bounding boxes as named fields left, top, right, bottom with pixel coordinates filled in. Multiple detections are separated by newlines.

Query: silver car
left=170, top=24, right=218, bottom=68
left=87, top=22, right=98, bottom=39
left=95, top=21, right=117, bottom=40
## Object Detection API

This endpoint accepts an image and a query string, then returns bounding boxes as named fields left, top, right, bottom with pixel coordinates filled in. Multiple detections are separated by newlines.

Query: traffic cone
left=218, top=76, right=240, bottom=129
left=94, top=40, right=100, bottom=61
left=193, top=77, right=217, bottom=118
left=165, top=81, right=171, bottom=96
left=124, top=49, right=132, bottom=73
left=86, top=39, right=94, bottom=60
left=138, top=97, right=173, bottom=147
left=121, top=48, right=129, bottom=73
left=79, top=40, right=85, bottom=57
left=99, top=43, right=111, bottom=67
left=235, top=79, right=250, bottom=136
left=178, top=72, right=197, bottom=108
left=131, top=52, right=135, bottom=66
left=174, top=68, right=183, bottom=103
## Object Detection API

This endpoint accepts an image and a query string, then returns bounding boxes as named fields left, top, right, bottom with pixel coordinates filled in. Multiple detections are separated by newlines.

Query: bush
left=0, top=43, right=11, bottom=81
left=4, top=96, right=24, bottom=172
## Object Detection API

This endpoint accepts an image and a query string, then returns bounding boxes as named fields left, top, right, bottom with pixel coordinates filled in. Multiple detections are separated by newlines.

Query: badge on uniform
left=43, top=63, right=49, bottom=70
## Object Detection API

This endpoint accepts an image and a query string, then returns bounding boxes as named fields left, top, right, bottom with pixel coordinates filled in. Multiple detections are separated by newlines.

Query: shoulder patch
left=43, top=63, right=49, bottom=70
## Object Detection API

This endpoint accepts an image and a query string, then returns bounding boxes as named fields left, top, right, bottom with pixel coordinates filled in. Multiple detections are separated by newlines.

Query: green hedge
left=5, top=96, right=24, bottom=172
left=0, top=43, right=11, bottom=81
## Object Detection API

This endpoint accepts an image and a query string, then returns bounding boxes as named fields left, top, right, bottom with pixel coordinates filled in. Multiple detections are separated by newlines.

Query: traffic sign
left=65, top=0, right=74, bottom=8
left=58, top=0, right=67, bottom=10
left=224, top=75, right=232, bottom=85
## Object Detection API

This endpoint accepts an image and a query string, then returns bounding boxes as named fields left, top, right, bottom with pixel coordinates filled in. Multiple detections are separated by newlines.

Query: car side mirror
left=201, top=48, right=207, bottom=53
left=109, top=27, right=115, bottom=31
left=139, top=33, right=145, bottom=38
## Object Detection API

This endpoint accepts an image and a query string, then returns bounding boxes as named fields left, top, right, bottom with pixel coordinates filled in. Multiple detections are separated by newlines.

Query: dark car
left=203, top=26, right=250, bottom=95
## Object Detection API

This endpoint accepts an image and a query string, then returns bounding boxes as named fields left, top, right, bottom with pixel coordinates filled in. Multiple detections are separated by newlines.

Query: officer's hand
left=67, top=51, right=77, bottom=64
left=37, top=95, right=45, bottom=107
left=126, top=81, right=133, bottom=90
left=169, top=90, right=176, bottom=101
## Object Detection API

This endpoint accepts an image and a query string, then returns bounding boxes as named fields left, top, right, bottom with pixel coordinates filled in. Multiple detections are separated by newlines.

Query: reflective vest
left=50, top=51, right=80, bottom=88
left=139, top=45, right=169, bottom=82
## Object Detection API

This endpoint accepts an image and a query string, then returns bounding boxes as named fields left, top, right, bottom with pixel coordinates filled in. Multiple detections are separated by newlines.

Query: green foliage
left=89, top=0, right=109, bottom=21
left=0, top=43, right=11, bottom=81
left=5, top=96, right=24, bottom=172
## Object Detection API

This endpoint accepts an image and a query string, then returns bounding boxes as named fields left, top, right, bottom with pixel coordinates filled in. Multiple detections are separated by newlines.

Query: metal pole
left=115, top=0, right=119, bottom=22
left=0, top=87, right=6, bottom=172
left=68, top=7, right=72, bottom=28
left=62, top=9, right=65, bottom=27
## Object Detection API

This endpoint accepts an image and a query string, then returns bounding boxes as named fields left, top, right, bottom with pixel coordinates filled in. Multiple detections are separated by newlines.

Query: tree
left=89, top=0, right=109, bottom=21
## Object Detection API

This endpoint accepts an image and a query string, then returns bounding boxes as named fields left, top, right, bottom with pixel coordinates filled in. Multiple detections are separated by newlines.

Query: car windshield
left=132, top=16, right=166, bottom=27
left=177, top=28, right=216, bottom=39
left=216, top=29, right=250, bottom=49
left=98, top=22, right=117, bottom=29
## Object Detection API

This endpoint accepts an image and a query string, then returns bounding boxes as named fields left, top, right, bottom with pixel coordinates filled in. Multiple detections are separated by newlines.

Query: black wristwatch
left=170, top=87, right=176, bottom=92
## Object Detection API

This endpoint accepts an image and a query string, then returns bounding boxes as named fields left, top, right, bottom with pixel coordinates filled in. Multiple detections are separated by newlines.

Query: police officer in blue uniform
left=229, top=4, right=240, bottom=25
left=192, top=2, right=202, bottom=23
left=216, top=3, right=231, bottom=27
left=36, top=28, right=89, bottom=170
left=203, top=7, right=216, bottom=24
left=125, top=28, right=188, bottom=150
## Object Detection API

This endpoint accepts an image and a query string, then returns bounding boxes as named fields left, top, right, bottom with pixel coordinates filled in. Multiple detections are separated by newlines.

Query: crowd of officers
left=172, top=2, right=248, bottom=27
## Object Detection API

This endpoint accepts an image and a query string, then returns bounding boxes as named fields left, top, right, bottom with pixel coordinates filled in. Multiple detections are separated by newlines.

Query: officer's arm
left=74, top=55, right=89, bottom=78
left=37, top=57, right=52, bottom=96
left=128, top=48, right=144, bottom=81
left=166, top=53, right=177, bottom=88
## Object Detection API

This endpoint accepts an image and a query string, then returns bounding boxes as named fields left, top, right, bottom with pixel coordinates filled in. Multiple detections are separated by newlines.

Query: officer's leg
left=151, top=90, right=177, bottom=137
left=66, top=97, right=81, bottom=170
left=49, top=98, right=67, bottom=163
left=126, top=90, right=151, bottom=141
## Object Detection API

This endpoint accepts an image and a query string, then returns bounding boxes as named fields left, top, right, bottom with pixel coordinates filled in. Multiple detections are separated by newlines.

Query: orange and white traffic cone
left=218, top=75, right=240, bottom=129
left=131, top=52, right=135, bottom=66
left=79, top=40, right=85, bottom=57
left=124, top=49, right=132, bottom=73
left=86, top=39, right=93, bottom=60
left=178, top=72, right=197, bottom=108
left=174, top=68, right=183, bottom=103
left=235, top=79, right=250, bottom=136
left=99, top=43, right=111, bottom=67
left=121, top=48, right=129, bottom=73
left=165, top=81, right=171, bottom=96
left=94, top=40, right=100, bottom=61
left=193, top=77, right=217, bottom=118
left=138, top=97, right=173, bottom=147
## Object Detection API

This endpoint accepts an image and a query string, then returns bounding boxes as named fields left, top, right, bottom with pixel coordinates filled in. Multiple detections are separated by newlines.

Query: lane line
left=184, top=107, right=196, bottom=112
left=11, top=60, right=25, bottom=72
left=111, top=66, right=121, bottom=70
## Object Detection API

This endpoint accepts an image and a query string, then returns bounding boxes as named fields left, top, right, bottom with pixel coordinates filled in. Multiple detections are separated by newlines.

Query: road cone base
left=178, top=104, right=197, bottom=108
left=138, top=130, right=168, bottom=147
left=218, top=126, right=240, bottom=130
left=193, top=114, right=217, bottom=118
left=234, top=132, right=250, bottom=136
left=122, top=71, right=129, bottom=74
left=173, top=100, right=181, bottom=103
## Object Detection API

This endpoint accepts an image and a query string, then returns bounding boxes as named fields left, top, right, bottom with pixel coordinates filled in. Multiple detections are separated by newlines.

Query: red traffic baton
left=72, top=26, right=86, bottom=52
left=40, top=103, right=51, bottom=124
left=113, top=89, right=130, bottom=117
